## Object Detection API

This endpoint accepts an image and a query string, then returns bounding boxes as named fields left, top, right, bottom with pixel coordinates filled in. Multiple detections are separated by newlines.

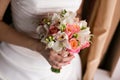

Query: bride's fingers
left=53, top=54, right=74, bottom=66
left=48, top=60, right=61, bottom=69
left=49, top=50, right=74, bottom=67
left=52, top=65, right=61, bottom=69
left=58, top=52, right=75, bottom=63
left=61, top=55, right=74, bottom=63
left=50, top=50, right=63, bottom=62
left=52, top=61, right=62, bottom=69
left=54, top=54, right=74, bottom=63
left=52, top=61, right=69, bottom=68
left=49, top=56, right=72, bottom=68
left=59, top=51, right=69, bottom=57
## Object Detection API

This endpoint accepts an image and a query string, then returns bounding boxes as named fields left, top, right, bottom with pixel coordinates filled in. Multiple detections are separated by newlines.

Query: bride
left=0, top=0, right=83, bottom=80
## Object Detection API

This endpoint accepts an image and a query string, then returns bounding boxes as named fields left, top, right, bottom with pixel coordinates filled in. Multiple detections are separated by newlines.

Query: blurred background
left=80, top=0, right=120, bottom=80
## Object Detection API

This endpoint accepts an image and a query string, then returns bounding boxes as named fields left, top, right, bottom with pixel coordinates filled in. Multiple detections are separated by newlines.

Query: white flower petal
left=80, top=20, right=87, bottom=27
left=52, top=41, right=63, bottom=52
left=47, top=41, right=54, bottom=48
left=63, top=40, right=71, bottom=49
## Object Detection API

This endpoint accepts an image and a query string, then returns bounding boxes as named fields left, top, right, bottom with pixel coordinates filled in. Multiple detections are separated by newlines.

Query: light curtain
left=83, top=0, right=120, bottom=80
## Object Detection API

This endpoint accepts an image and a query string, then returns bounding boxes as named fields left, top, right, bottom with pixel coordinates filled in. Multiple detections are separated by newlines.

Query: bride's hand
left=48, top=50, right=74, bottom=69
left=37, top=48, right=74, bottom=69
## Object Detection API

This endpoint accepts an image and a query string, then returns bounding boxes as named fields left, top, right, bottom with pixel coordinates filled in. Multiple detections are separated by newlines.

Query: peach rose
left=68, top=38, right=80, bottom=54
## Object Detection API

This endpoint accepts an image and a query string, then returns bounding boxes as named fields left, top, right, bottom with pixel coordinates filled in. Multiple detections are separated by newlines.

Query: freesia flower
left=47, top=41, right=54, bottom=48
left=77, top=27, right=91, bottom=44
left=52, top=13, right=60, bottom=21
left=80, top=20, right=87, bottom=28
left=62, top=39, right=71, bottom=49
left=60, top=11, right=76, bottom=24
left=54, top=31, right=68, bottom=41
left=52, top=41, right=63, bottom=52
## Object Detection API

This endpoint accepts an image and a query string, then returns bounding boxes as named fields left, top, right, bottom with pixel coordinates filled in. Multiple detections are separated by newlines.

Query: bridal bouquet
left=36, top=9, right=92, bottom=73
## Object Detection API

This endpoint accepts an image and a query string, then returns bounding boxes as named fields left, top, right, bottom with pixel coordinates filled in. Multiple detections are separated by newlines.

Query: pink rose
left=49, top=25, right=59, bottom=34
left=65, top=24, right=80, bottom=38
left=67, top=47, right=81, bottom=54
left=81, top=42, right=90, bottom=49
left=73, top=24, right=80, bottom=33
left=65, top=24, right=75, bottom=38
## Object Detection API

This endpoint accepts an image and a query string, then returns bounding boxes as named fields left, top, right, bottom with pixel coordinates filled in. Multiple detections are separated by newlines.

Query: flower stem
left=51, top=67, right=60, bottom=73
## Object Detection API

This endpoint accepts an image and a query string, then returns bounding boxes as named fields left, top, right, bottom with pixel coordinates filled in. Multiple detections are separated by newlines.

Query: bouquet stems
left=51, top=67, right=60, bottom=73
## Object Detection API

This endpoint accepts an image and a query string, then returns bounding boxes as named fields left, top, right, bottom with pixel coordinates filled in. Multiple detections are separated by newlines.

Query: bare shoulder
left=0, top=0, right=11, bottom=20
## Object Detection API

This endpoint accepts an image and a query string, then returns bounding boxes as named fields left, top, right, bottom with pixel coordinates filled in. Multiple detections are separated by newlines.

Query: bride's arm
left=0, top=0, right=43, bottom=51
left=0, top=22, right=43, bottom=50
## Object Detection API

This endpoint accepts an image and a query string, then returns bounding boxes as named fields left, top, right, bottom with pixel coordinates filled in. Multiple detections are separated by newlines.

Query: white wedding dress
left=0, top=0, right=82, bottom=80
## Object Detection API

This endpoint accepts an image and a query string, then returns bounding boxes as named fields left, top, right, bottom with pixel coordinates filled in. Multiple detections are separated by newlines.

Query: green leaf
left=81, top=26, right=87, bottom=30
left=60, top=9, right=67, bottom=17
left=73, top=33, right=78, bottom=38
left=60, top=24, right=66, bottom=32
